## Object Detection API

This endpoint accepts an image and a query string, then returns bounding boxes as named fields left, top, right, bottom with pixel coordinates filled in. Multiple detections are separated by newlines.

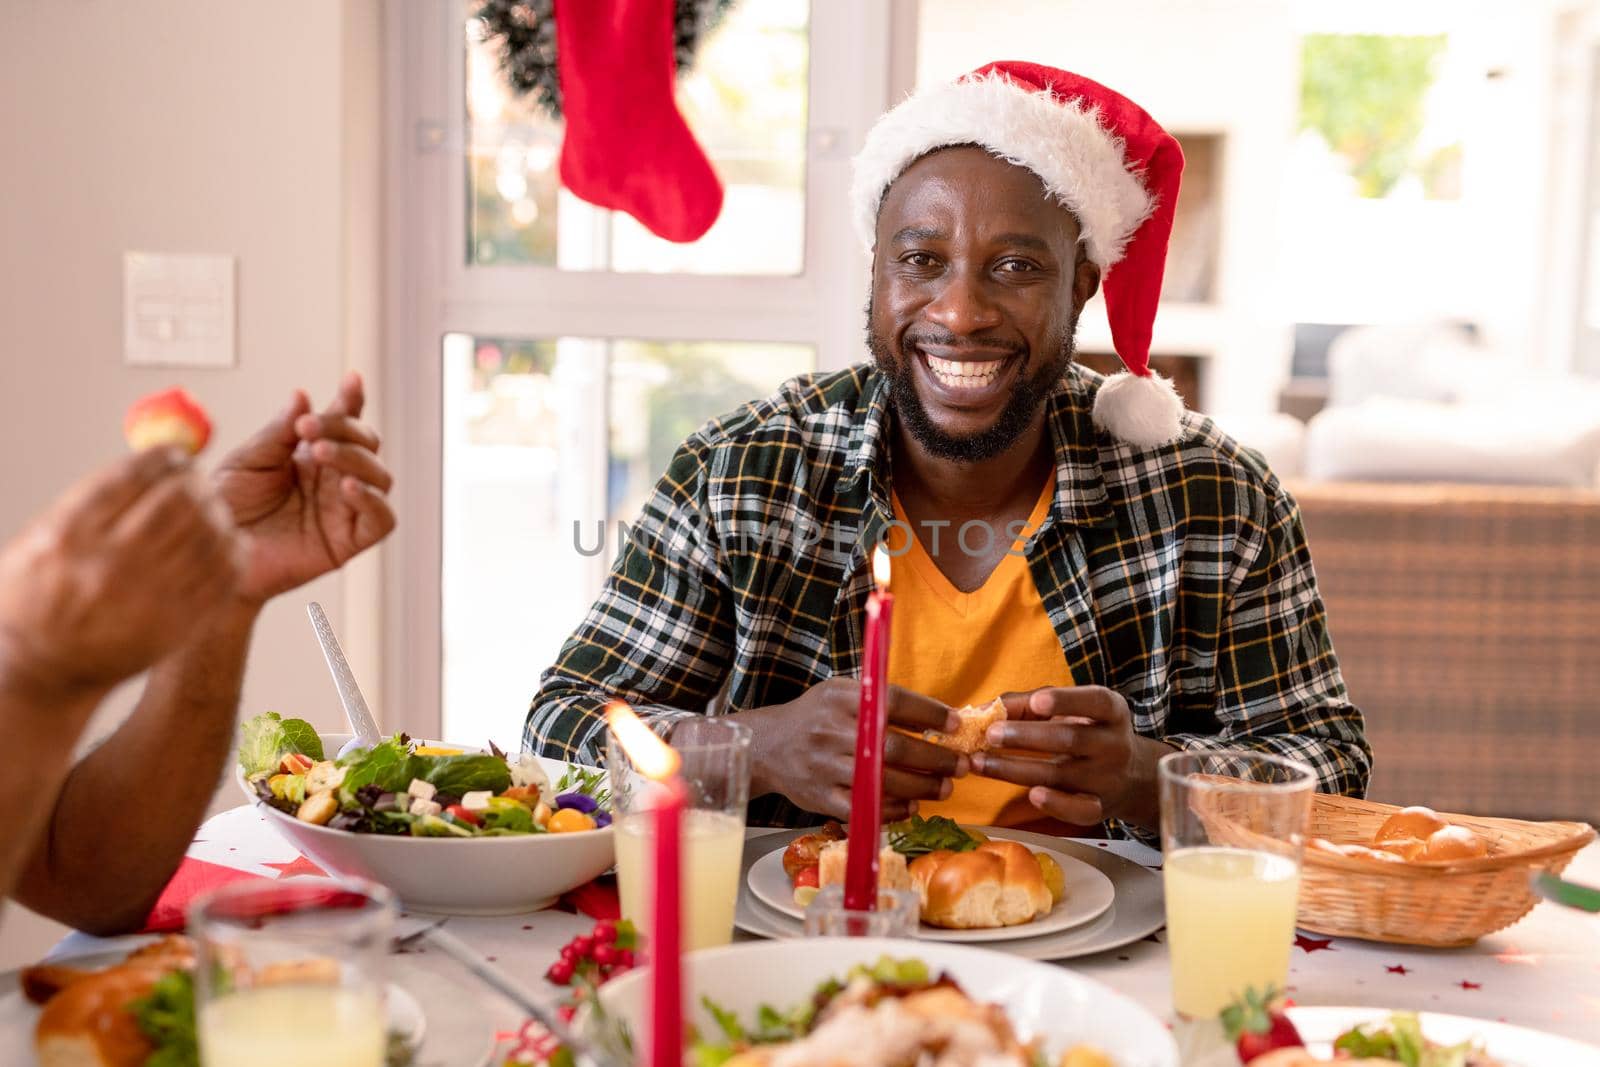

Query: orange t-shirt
left=886, top=480, right=1073, bottom=828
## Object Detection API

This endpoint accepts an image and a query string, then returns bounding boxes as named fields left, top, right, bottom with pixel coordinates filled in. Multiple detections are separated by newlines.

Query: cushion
left=1207, top=411, right=1306, bottom=480
left=1304, top=397, right=1600, bottom=487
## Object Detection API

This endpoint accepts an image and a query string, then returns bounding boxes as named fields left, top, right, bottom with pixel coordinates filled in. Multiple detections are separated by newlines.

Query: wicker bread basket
left=1204, top=791, right=1594, bottom=947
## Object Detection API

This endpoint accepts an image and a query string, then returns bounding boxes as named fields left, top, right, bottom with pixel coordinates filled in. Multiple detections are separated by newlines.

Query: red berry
left=560, top=944, right=579, bottom=964
left=618, top=948, right=636, bottom=968
left=558, top=1003, right=577, bottom=1023
left=546, top=959, right=574, bottom=985
left=572, top=935, right=595, bottom=958
left=593, top=920, right=618, bottom=944
left=593, top=943, right=618, bottom=967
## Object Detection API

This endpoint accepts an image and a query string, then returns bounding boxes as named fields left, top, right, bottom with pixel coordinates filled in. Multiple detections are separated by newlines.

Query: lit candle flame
left=872, top=544, right=891, bottom=589
left=606, top=702, right=680, bottom=781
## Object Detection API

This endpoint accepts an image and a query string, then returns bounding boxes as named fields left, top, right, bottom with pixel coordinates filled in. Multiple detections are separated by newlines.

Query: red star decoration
left=1295, top=934, right=1336, bottom=953
left=1460, top=980, right=1482, bottom=991
left=263, top=855, right=326, bottom=879
left=1386, top=965, right=1410, bottom=975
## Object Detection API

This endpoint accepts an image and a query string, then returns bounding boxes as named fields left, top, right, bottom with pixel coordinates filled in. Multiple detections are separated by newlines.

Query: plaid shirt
left=525, top=362, right=1371, bottom=831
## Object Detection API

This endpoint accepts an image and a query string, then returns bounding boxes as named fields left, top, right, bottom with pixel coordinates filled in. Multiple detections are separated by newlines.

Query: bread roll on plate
left=909, top=840, right=1052, bottom=929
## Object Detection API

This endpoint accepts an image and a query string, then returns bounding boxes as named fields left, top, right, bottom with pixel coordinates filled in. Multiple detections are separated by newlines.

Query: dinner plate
left=735, top=828, right=1165, bottom=960
left=747, top=829, right=1116, bottom=942
left=597, top=937, right=1179, bottom=1066
left=1288, top=1006, right=1600, bottom=1067
left=0, top=941, right=427, bottom=1064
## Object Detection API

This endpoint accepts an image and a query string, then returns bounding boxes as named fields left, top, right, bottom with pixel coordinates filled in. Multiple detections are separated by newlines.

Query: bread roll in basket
left=909, top=840, right=1052, bottom=929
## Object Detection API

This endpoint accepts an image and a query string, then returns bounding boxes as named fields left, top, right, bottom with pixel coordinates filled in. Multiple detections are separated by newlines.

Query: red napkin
left=558, top=875, right=620, bottom=921
left=141, top=858, right=268, bottom=933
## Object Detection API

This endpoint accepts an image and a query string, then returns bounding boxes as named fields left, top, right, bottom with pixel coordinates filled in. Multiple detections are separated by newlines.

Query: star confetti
left=1295, top=934, right=1336, bottom=954
left=263, top=855, right=326, bottom=879
left=1460, top=980, right=1482, bottom=991
left=1386, top=965, right=1410, bottom=975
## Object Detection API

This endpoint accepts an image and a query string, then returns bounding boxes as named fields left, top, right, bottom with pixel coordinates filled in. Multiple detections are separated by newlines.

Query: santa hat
left=851, top=61, right=1187, bottom=448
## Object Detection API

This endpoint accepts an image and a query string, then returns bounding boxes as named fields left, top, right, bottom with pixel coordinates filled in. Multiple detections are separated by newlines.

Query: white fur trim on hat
left=1091, top=370, right=1184, bottom=448
left=851, top=72, right=1155, bottom=268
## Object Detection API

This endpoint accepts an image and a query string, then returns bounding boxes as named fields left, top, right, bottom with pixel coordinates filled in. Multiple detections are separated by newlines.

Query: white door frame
left=378, top=0, right=916, bottom=740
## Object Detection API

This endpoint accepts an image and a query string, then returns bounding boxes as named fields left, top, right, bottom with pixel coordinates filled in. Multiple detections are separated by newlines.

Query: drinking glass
left=609, top=717, right=752, bottom=950
left=1159, top=749, right=1316, bottom=1019
left=804, top=884, right=920, bottom=937
left=188, top=878, right=396, bottom=1067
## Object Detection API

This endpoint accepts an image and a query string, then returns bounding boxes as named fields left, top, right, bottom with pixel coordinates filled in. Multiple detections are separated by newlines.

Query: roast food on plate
left=1308, top=805, right=1489, bottom=866
left=24, top=936, right=196, bottom=1067
left=24, top=938, right=418, bottom=1067
left=787, top=816, right=1067, bottom=929
left=238, top=711, right=609, bottom=838
left=696, top=955, right=1116, bottom=1067
left=921, top=697, right=1007, bottom=755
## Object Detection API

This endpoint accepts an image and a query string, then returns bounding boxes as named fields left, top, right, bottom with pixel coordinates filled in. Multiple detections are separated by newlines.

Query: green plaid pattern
left=525, top=362, right=1370, bottom=831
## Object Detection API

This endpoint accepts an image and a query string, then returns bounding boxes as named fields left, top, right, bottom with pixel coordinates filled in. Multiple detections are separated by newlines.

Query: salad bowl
left=235, top=730, right=614, bottom=915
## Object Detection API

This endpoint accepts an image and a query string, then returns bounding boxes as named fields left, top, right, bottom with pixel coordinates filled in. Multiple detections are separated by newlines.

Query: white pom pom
left=1091, top=370, right=1185, bottom=448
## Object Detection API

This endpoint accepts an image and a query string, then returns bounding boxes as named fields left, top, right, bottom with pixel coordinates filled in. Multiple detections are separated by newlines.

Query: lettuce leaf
left=418, top=754, right=510, bottom=796
left=238, top=712, right=325, bottom=778
left=131, top=970, right=198, bottom=1067
left=338, top=736, right=421, bottom=803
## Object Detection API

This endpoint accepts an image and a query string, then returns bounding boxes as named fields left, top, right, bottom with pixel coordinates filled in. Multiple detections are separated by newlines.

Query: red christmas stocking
left=554, top=0, right=725, bottom=243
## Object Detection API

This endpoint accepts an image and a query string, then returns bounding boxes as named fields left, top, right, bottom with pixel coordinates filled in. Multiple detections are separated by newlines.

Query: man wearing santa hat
left=527, top=63, right=1369, bottom=834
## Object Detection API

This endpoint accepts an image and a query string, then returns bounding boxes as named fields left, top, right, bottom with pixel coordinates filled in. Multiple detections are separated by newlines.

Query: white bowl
left=235, top=732, right=614, bottom=915
left=595, top=937, right=1178, bottom=1066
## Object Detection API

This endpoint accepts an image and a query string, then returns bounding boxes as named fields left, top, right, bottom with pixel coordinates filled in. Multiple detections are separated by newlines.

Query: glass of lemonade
left=610, top=716, right=752, bottom=951
left=189, top=878, right=395, bottom=1067
left=1159, top=750, right=1316, bottom=1020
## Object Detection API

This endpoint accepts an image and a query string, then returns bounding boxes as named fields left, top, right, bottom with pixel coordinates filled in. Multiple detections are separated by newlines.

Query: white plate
left=0, top=942, right=426, bottom=1062
left=1289, top=1006, right=1600, bottom=1067
left=747, top=829, right=1115, bottom=942
left=596, top=937, right=1178, bottom=1067
left=235, top=733, right=615, bottom=915
left=735, top=828, right=1165, bottom=960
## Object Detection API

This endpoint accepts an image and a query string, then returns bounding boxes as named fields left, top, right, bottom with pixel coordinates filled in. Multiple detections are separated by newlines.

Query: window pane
left=464, top=1, right=810, bottom=275
left=441, top=335, right=814, bottom=749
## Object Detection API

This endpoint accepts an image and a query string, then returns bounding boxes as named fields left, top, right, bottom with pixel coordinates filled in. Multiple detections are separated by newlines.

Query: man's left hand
left=216, top=372, right=396, bottom=604
left=970, top=686, right=1174, bottom=830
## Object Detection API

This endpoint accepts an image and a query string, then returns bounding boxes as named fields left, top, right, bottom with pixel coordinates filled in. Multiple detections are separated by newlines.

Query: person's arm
left=1162, top=479, right=1372, bottom=796
left=0, top=664, right=109, bottom=904
left=11, top=602, right=257, bottom=932
left=0, top=447, right=242, bottom=903
left=13, top=373, right=394, bottom=933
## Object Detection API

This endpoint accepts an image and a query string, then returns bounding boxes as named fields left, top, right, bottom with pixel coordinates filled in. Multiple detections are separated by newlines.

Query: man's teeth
left=925, top=354, right=1004, bottom=387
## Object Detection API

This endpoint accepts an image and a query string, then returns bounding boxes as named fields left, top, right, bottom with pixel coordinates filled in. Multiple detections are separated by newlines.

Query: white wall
left=0, top=0, right=381, bottom=965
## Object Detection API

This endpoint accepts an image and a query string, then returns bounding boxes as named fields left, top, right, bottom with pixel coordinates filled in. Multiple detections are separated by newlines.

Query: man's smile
left=910, top=344, right=1023, bottom=409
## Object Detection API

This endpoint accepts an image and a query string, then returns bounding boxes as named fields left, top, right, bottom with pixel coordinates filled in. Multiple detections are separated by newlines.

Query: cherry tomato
left=792, top=865, right=820, bottom=890
left=445, top=804, right=483, bottom=827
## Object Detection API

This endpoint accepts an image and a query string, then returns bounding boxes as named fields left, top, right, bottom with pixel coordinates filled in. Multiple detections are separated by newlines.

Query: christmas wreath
left=474, top=0, right=739, bottom=121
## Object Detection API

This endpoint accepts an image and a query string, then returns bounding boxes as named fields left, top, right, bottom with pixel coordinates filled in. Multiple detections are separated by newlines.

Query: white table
left=33, top=806, right=1600, bottom=1064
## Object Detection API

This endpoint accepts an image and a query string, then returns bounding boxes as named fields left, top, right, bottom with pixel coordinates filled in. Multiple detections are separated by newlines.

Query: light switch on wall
left=123, top=252, right=236, bottom=367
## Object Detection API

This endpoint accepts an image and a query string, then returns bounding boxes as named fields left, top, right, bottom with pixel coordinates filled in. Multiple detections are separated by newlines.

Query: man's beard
left=866, top=306, right=1077, bottom=463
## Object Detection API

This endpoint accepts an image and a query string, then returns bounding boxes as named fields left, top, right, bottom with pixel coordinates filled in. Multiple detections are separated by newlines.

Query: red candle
left=844, top=545, right=894, bottom=912
left=606, top=704, right=683, bottom=1067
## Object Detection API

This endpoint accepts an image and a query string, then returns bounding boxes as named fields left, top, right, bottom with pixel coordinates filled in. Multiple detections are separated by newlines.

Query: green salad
left=238, top=711, right=610, bottom=837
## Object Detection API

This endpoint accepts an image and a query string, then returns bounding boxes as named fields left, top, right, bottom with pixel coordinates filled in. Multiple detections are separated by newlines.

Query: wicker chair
left=1292, top=481, right=1600, bottom=825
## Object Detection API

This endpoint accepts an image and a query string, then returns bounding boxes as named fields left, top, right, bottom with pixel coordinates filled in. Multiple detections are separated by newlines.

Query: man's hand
left=0, top=449, right=243, bottom=703
left=971, top=686, right=1174, bottom=831
left=216, top=372, right=395, bottom=604
left=743, top=679, right=970, bottom=822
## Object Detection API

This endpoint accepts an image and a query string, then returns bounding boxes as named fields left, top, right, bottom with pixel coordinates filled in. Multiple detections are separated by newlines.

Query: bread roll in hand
left=921, top=698, right=1005, bottom=755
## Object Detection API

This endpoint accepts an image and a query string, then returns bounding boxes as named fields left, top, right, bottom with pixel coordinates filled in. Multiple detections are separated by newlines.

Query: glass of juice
left=609, top=716, right=752, bottom=951
left=188, top=878, right=396, bottom=1067
left=1159, top=749, right=1316, bottom=1020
